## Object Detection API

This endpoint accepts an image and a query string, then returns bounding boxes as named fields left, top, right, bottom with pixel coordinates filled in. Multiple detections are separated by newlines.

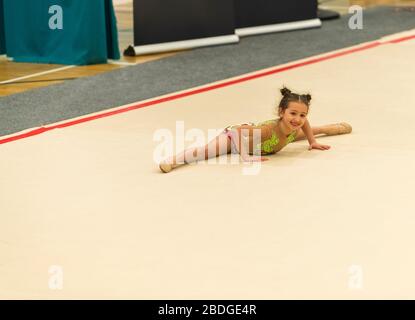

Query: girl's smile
left=280, top=101, right=309, bottom=132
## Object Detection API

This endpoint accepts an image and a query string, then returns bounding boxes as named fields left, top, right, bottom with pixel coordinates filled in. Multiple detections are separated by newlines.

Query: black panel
left=235, top=0, right=318, bottom=28
left=133, top=0, right=235, bottom=45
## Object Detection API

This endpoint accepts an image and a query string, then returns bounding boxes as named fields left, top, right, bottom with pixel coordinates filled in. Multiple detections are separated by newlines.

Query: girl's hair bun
left=280, top=87, right=292, bottom=97
left=303, top=94, right=312, bottom=104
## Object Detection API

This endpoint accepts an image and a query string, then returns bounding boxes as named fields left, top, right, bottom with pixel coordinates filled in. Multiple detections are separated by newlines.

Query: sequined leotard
left=224, top=119, right=297, bottom=155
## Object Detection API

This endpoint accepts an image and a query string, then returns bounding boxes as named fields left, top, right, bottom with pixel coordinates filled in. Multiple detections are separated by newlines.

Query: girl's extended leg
left=294, top=122, right=352, bottom=141
left=159, top=131, right=232, bottom=173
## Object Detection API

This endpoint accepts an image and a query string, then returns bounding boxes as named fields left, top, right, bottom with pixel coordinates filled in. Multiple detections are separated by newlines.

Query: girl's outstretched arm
left=302, top=119, right=330, bottom=150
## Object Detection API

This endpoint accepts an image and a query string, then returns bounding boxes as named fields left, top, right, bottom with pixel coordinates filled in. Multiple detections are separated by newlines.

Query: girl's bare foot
left=159, top=157, right=185, bottom=173
left=325, top=122, right=352, bottom=136
left=159, top=161, right=173, bottom=173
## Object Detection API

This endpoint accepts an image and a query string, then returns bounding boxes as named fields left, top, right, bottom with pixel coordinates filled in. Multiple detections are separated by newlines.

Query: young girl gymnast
left=159, top=87, right=352, bottom=173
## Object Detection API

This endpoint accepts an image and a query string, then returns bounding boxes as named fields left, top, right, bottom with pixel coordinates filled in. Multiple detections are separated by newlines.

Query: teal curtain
left=0, top=0, right=5, bottom=54
left=105, top=0, right=120, bottom=60
left=3, top=0, right=120, bottom=64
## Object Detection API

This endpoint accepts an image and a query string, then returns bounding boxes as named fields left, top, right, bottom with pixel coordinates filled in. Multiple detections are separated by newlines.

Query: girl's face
left=279, top=101, right=309, bottom=131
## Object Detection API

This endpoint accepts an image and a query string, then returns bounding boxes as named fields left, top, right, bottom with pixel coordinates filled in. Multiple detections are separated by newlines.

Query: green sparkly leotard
left=254, top=119, right=296, bottom=155
left=224, top=119, right=297, bottom=155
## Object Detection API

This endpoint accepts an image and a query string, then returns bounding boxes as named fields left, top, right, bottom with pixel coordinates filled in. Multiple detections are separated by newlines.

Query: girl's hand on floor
left=308, top=142, right=331, bottom=151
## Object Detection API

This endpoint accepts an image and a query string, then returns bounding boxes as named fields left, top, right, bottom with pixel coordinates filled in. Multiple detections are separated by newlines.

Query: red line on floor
left=1, top=34, right=414, bottom=145
left=387, top=34, right=415, bottom=43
